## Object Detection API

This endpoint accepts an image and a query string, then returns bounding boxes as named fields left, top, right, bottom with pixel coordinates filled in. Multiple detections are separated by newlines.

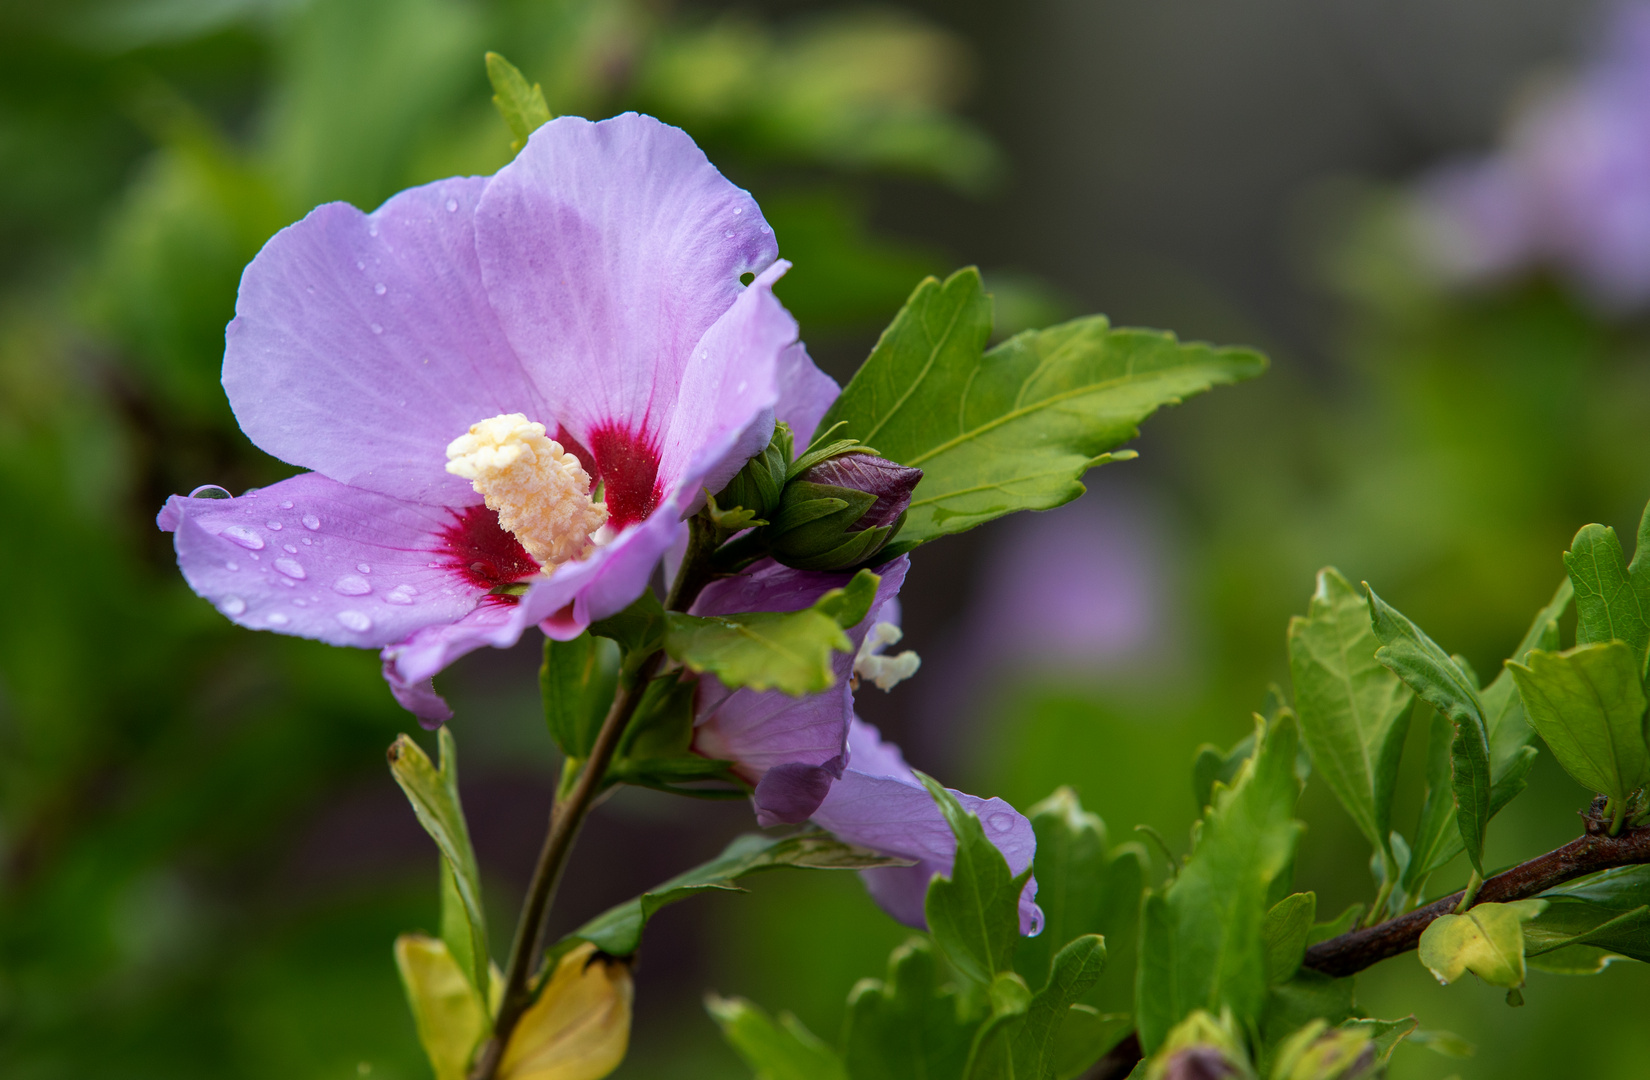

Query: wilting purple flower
left=1413, top=1, right=1650, bottom=308
left=689, top=557, right=1040, bottom=933
left=159, top=114, right=805, bottom=721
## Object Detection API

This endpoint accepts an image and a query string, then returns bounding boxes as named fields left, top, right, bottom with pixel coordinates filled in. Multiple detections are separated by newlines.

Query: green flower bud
left=715, top=422, right=793, bottom=521
left=766, top=452, right=922, bottom=571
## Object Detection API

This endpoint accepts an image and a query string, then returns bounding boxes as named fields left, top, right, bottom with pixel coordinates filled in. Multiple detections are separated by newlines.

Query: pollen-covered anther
left=445, top=413, right=608, bottom=570
left=853, top=621, right=921, bottom=692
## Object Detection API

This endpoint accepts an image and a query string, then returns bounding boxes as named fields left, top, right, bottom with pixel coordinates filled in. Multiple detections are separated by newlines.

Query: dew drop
left=293, top=598, right=307, bottom=607
left=224, top=561, right=238, bottom=572
left=333, top=575, right=372, bottom=596
left=302, top=514, right=321, bottom=530
left=220, top=596, right=246, bottom=616
left=758, top=223, right=770, bottom=234
left=190, top=484, right=232, bottom=500
left=357, top=563, right=371, bottom=573
left=725, top=230, right=735, bottom=238
left=446, top=198, right=458, bottom=212
left=337, top=610, right=373, bottom=633
left=268, top=612, right=289, bottom=626
left=375, top=283, right=386, bottom=295
left=279, top=577, right=296, bottom=588
left=283, top=544, right=298, bottom=554
left=737, top=381, right=747, bottom=393
left=221, top=525, right=264, bottom=550
left=988, top=812, right=1015, bottom=833
left=356, top=260, right=365, bottom=270
left=266, top=520, right=283, bottom=531
left=385, top=584, right=418, bottom=604
left=371, top=323, right=384, bottom=335
left=733, top=207, right=742, bottom=215
left=274, top=557, right=307, bottom=580
left=368, top=223, right=379, bottom=237
left=301, top=537, right=312, bottom=546
left=280, top=500, right=294, bottom=509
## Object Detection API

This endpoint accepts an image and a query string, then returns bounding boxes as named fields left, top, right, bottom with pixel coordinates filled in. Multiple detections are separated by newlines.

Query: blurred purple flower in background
left=1413, top=1, right=1650, bottom=308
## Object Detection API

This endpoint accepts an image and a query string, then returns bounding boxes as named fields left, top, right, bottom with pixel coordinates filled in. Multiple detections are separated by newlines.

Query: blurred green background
left=3, top=0, right=1647, bottom=1077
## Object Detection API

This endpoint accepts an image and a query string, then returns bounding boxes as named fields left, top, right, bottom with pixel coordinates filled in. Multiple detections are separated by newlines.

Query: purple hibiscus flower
left=159, top=114, right=806, bottom=722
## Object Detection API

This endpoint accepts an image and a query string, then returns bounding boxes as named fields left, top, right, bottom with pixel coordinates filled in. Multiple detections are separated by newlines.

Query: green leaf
left=1267, top=1020, right=1376, bottom=1080
left=1014, top=787, right=1147, bottom=991
left=591, top=589, right=666, bottom=662
left=921, top=772, right=1031, bottom=990
left=1364, top=584, right=1492, bottom=873
left=1416, top=899, right=1547, bottom=988
left=966, top=935, right=1107, bottom=1080
left=1340, top=1016, right=1419, bottom=1068
left=663, top=569, right=878, bottom=695
left=1481, top=579, right=1572, bottom=767
left=387, top=730, right=489, bottom=1000
left=1287, top=568, right=1414, bottom=867
left=393, top=934, right=491, bottom=1080
left=1262, top=892, right=1317, bottom=985
left=815, top=268, right=1265, bottom=550
left=484, top=51, right=552, bottom=152
left=1256, top=971, right=1355, bottom=1075
left=843, top=938, right=976, bottom=1080
left=707, top=995, right=848, bottom=1080
left=1525, top=865, right=1650, bottom=966
left=1565, top=522, right=1650, bottom=666
left=1304, top=904, right=1363, bottom=948
left=567, top=830, right=904, bottom=958
left=1509, top=641, right=1650, bottom=805
left=1136, top=712, right=1305, bottom=1054
left=541, top=633, right=618, bottom=759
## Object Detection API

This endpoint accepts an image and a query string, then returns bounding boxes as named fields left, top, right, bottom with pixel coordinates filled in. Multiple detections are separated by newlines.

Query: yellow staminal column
left=445, top=414, right=608, bottom=570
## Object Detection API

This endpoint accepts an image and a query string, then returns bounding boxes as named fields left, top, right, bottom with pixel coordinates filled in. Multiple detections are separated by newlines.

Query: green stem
left=1452, top=869, right=1484, bottom=914
left=1366, top=874, right=1395, bottom=929
left=1609, top=796, right=1626, bottom=836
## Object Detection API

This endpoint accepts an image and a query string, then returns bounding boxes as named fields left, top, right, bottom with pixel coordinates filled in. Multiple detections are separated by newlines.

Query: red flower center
left=438, top=504, right=540, bottom=600
left=561, top=423, right=663, bottom=530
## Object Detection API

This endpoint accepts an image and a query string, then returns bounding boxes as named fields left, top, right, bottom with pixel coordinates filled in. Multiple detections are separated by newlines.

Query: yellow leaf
left=500, top=943, right=633, bottom=1080
left=395, top=934, right=490, bottom=1080
left=1417, top=900, right=1547, bottom=988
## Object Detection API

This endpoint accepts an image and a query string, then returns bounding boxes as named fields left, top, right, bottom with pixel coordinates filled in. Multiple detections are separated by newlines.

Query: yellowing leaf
left=499, top=943, right=633, bottom=1080
left=395, top=934, right=491, bottom=1080
left=1416, top=900, right=1547, bottom=989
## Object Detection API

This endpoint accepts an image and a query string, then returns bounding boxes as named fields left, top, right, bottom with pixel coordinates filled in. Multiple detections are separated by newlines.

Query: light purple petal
left=224, top=177, right=544, bottom=505
left=161, top=473, right=484, bottom=647
left=774, top=342, right=839, bottom=449
left=475, top=114, right=786, bottom=520
left=689, top=558, right=909, bottom=822
left=812, top=720, right=1042, bottom=933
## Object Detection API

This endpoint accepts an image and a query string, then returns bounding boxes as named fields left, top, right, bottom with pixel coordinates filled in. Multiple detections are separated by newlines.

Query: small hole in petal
left=739, top=271, right=755, bottom=287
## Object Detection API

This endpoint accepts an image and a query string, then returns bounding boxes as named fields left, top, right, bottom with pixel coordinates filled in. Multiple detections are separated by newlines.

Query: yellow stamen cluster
left=445, top=414, right=607, bottom=570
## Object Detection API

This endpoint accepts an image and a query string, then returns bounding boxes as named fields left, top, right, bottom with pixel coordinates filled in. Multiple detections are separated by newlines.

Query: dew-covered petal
left=224, top=177, right=546, bottom=506
left=774, top=342, right=840, bottom=449
left=812, top=720, right=1041, bottom=933
left=476, top=114, right=787, bottom=527
left=160, top=472, right=496, bottom=648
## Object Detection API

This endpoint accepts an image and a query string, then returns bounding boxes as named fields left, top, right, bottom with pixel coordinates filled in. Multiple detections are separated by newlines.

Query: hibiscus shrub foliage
left=143, top=49, right=1650, bottom=1080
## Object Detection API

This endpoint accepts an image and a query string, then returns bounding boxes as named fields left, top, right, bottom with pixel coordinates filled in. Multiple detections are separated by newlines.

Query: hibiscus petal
left=160, top=473, right=484, bottom=648
left=774, top=342, right=840, bottom=449
left=813, top=720, right=1042, bottom=933
left=224, top=177, right=545, bottom=505
left=476, top=114, right=786, bottom=526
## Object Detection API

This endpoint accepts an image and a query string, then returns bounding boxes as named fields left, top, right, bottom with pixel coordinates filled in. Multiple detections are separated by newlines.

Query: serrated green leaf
left=1565, top=522, right=1650, bottom=666
left=815, top=268, right=1265, bottom=550
left=843, top=938, right=976, bottom=1080
left=394, top=934, right=491, bottom=1080
left=1364, top=584, right=1491, bottom=874
left=387, top=729, right=489, bottom=1000
left=1287, top=568, right=1414, bottom=870
left=1417, top=899, right=1547, bottom=988
left=1509, top=641, right=1650, bottom=805
left=1014, top=787, right=1146, bottom=992
left=566, top=830, right=905, bottom=958
left=1262, top=892, right=1317, bottom=985
left=541, top=633, right=617, bottom=759
left=921, top=772, right=1031, bottom=990
left=1136, top=713, right=1305, bottom=1054
left=708, top=995, right=847, bottom=1080
left=485, top=51, right=552, bottom=152
left=966, top=935, right=1107, bottom=1080
left=663, top=569, right=877, bottom=695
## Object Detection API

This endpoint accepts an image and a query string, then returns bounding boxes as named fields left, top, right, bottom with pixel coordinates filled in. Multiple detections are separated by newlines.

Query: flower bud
left=766, top=452, right=922, bottom=571
left=715, top=423, right=793, bottom=521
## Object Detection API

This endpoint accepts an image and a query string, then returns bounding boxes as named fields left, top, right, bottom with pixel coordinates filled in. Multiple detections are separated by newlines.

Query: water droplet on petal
left=332, top=575, right=372, bottom=596
left=371, top=323, right=383, bottom=335
left=266, top=520, right=283, bottom=531
left=301, top=537, right=312, bottom=546
left=283, top=544, right=298, bottom=554
left=368, top=223, right=378, bottom=237
left=357, top=563, right=371, bottom=573
left=336, top=610, right=373, bottom=633
left=374, top=283, right=386, bottom=295
left=446, top=198, right=458, bottom=212
left=733, top=207, right=742, bottom=215
left=356, top=260, right=365, bottom=271
left=988, top=812, right=1015, bottom=833
left=274, top=557, right=306, bottom=580
left=190, top=484, right=232, bottom=500
left=224, top=561, right=238, bottom=571
left=302, top=514, right=321, bottom=531
left=759, top=223, right=770, bottom=234
left=220, top=596, right=246, bottom=616
left=292, top=598, right=307, bottom=607
left=267, top=612, right=289, bottom=626
left=280, top=500, right=294, bottom=509
left=725, top=230, right=735, bottom=238
left=385, top=584, right=418, bottom=604
left=221, top=525, right=264, bottom=550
